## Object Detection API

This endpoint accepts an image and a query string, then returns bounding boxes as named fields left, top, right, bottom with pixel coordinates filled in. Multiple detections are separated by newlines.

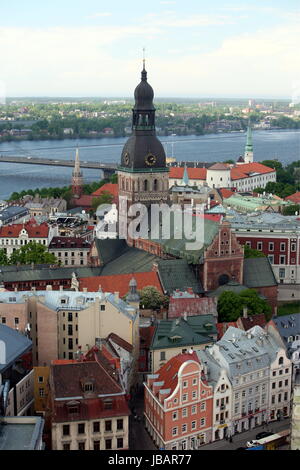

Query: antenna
left=143, top=47, right=146, bottom=70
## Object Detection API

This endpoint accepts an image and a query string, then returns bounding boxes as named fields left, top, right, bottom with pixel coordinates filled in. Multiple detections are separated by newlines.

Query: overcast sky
left=0, top=0, right=299, bottom=98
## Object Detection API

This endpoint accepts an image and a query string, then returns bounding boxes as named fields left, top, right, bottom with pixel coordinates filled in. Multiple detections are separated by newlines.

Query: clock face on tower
left=124, top=152, right=130, bottom=166
left=145, top=153, right=157, bottom=166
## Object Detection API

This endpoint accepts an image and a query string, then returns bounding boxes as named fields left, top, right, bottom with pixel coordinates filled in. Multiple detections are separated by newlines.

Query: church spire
left=72, top=147, right=83, bottom=198
left=244, top=120, right=254, bottom=163
left=183, top=164, right=189, bottom=186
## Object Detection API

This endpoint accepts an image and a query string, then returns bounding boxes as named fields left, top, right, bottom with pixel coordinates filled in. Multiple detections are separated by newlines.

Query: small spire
left=183, top=164, right=189, bottom=186
left=245, top=120, right=253, bottom=153
left=141, top=47, right=147, bottom=81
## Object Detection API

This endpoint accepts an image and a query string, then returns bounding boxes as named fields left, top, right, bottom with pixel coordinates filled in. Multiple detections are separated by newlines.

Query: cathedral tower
left=118, top=62, right=169, bottom=210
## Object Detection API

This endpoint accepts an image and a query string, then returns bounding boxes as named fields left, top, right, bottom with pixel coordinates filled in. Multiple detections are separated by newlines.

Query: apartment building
left=49, top=357, right=130, bottom=450
left=48, top=236, right=91, bottom=266
left=0, top=287, right=139, bottom=369
left=144, top=352, right=213, bottom=450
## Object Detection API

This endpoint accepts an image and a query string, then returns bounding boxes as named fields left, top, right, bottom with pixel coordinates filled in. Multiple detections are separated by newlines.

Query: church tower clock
left=118, top=62, right=169, bottom=210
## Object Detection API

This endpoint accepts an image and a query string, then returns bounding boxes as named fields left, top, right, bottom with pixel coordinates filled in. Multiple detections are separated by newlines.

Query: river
left=0, top=129, right=299, bottom=200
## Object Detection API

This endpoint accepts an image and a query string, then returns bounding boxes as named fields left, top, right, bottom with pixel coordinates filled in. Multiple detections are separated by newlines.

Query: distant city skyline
left=0, top=0, right=299, bottom=99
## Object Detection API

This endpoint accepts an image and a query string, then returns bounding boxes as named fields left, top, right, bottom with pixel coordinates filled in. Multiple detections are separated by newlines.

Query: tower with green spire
left=244, top=120, right=253, bottom=164
left=182, top=164, right=189, bottom=186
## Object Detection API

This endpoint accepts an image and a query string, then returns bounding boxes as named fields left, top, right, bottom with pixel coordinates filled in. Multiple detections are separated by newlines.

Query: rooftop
left=0, top=417, right=44, bottom=450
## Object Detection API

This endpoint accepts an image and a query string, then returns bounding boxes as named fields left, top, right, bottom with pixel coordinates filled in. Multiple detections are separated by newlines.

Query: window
left=200, top=402, right=206, bottom=411
left=280, top=242, right=286, bottom=251
left=192, top=390, right=197, bottom=399
left=280, top=256, right=285, bottom=265
left=105, top=420, right=112, bottom=432
left=14, top=317, right=19, bottom=324
left=269, top=242, right=274, bottom=251
left=191, top=405, right=197, bottom=414
left=279, top=357, right=284, bottom=365
left=182, top=394, right=188, bottom=402
left=272, top=382, right=276, bottom=389
left=68, top=312, right=73, bottom=322
left=182, top=424, right=187, bottom=433
left=93, top=441, right=100, bottom=450
left=117, top=419, right=123, bottom=430
left=38, top=376, right=44, bottom=383
left=78, top=442, right=85, bottom=450
left=182, top=408, right=187, bottom=418
left=100, top=304, right=105, bottom=311
left=183, top=381, right=188, bottom=388
left=172, top=411, right=178, bottom=421
left=105, top=439, right=112, bottom=450
left=268, top=255, right=274, bottom=264
left=93, top=422, right=100, bottom=433
left=39, top=388, right=45, bottom=397
left=257, top=242, right=263, bottom=251
left=78, top=423, right=85, bottom=434
left=117, top=438, right=123, bottom=449
left=68, top=338, right=73, bottom=350
left=191, top=421, right=196, bottom=430
left=192, top=378, right=197, bottom=386
left=279, top=267, right=285, bottom=278
left=172, top=427, right=178, bottom=436
left=285, top=368, right=289, bottom=374
left=291, top=243, right=296, bottom=252
left=63, top=443, right=70, bottom=450
left=1, top=317, right=6, bottom=324
left=63, top=425, right=70, bottom=436
left=200, top=418, right=206, bottom=427
left=160, top=351, right=166, bottom=361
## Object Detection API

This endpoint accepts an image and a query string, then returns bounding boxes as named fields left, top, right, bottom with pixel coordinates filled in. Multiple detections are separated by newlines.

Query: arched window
left=153, top=179, right=158, bottom=191
left=144, top=180, right=148, bottom=191
left=278, top=356, right=284, bottom=365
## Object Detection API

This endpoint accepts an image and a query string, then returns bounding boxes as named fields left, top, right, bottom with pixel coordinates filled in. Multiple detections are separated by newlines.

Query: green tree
left=0, top=249, right=9, bottom=265
left=9, top=242, right=58, bottom=265
left=239, top=289, right=272, bottom=319
left=139, top=286, right=168, bottom=310
left=217, top=291, right=243, bottom=322
left=244, top=244, right=266, bottom=259
left=282, top=204, right=300, bottom=216
left=91, top=191, right=114, bottom=212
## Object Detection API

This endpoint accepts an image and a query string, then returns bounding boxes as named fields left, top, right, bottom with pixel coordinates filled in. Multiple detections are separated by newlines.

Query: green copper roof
left=245, top=123, right=253, bottom=153
left=157, top=259, right=204, bottom=294
left=151, top=315, right=217, bottom=350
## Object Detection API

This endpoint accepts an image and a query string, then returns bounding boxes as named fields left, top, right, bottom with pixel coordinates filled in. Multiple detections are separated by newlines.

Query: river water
left=0, top=129, right=299, bottom=200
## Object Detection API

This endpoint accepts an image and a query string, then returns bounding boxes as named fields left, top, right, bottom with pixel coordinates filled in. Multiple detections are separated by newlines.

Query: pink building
left=144, top=352, right=213, bottom=450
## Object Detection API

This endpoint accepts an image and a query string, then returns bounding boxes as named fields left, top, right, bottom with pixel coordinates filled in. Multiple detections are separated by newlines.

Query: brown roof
left=49, top=236, right=91, bottom=249
left=108, top=333, right=133, bottom=354
left=208, top=163, right=230, bottom=171
left=237, top=314, right=267, bottom=331
left=169, top=167, right=207, bottom=180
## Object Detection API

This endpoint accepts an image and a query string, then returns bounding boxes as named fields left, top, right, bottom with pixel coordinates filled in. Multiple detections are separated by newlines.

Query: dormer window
left=84, top=382, right=94, bottom=392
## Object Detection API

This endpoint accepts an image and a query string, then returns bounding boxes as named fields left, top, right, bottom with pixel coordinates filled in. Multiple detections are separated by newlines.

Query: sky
left=0, top=0, right=299, bottom=99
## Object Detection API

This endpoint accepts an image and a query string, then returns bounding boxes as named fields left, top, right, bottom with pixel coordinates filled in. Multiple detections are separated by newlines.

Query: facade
left=0, top=288, right=139, bottom=369
left=201, top=325, right=292, bottom=436
left=291, top=370, right=300, bottom=450
left=0, top=219, right=57, bottom=257
left=169, top=162, right=276, bottom=191
left=230, top=211, right=300, bottom=285
left=24, top=196, right=67, bottom=217
left=34, top=366, right=50, bottom=416
left=49, top=356, right=130, bottom=450
left=48, top=236, right=91, bottom=266
left=144, top=352, right=213, bottom=450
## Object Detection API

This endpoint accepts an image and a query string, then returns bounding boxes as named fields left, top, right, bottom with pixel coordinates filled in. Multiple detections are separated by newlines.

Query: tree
left=217, top=289, right=271, bottom=322
left=244, top=244, right=266, bottom=259
left=0, top=249, right=9, bottom=265
left=282, top=204, right=300, bottom=216
left=139, top=286, right=168, bottom=310
left=9, top=242, right=58, bottom=265
left=217, top=291, right=243, bottom=322
left=91, top=191, right=114, bottom=213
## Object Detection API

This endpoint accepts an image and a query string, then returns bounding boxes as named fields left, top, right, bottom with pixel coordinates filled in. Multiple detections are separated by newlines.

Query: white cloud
left=0, top=17, right=299, bottom=97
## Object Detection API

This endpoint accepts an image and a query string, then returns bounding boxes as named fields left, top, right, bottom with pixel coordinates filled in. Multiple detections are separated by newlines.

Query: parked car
left=255, top=431, right=273, bottom=440
left=246, top=440, right=259, bottom=447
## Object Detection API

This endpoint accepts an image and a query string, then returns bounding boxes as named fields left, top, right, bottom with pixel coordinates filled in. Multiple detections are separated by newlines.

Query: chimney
left=59, top=285, right=64, bottom=291
left=14, top=287, right=18, bottom=292
left=31, top=286, right=36, bottom=292
left=83, top=287, right=87, bottom=293
left=243, top=306, right=248, bottom=319
left=46, top=285, right=52, bottom=291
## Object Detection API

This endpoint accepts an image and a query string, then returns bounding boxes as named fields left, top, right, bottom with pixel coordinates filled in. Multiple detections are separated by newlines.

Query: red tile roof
left=79, top=271, right=163, bottom=297
left=231, top=162, right=275, bottom=181
left=73, top=195, right=94, bottom=208
left=218, top=188, right=235, bottom=199
left=209, top=163, right=230, bottom=171
left=154, top=352, right=200, bottom=395
left=169, top=167, right=207, bottom=180
left=216, top=322, right=239, bottom=340
left=49, top=236, right=91, bottom=249
left=285, top=191, right=300, bottom=204
left=92, top=183, right=119, bottom=200
left=238, top=314, right=267, bottom=331
left=0, top=220, right=49, bottom=238
left=108, top=333, right=133, bottom=353
left=168, top=296, right=218, bottom=318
